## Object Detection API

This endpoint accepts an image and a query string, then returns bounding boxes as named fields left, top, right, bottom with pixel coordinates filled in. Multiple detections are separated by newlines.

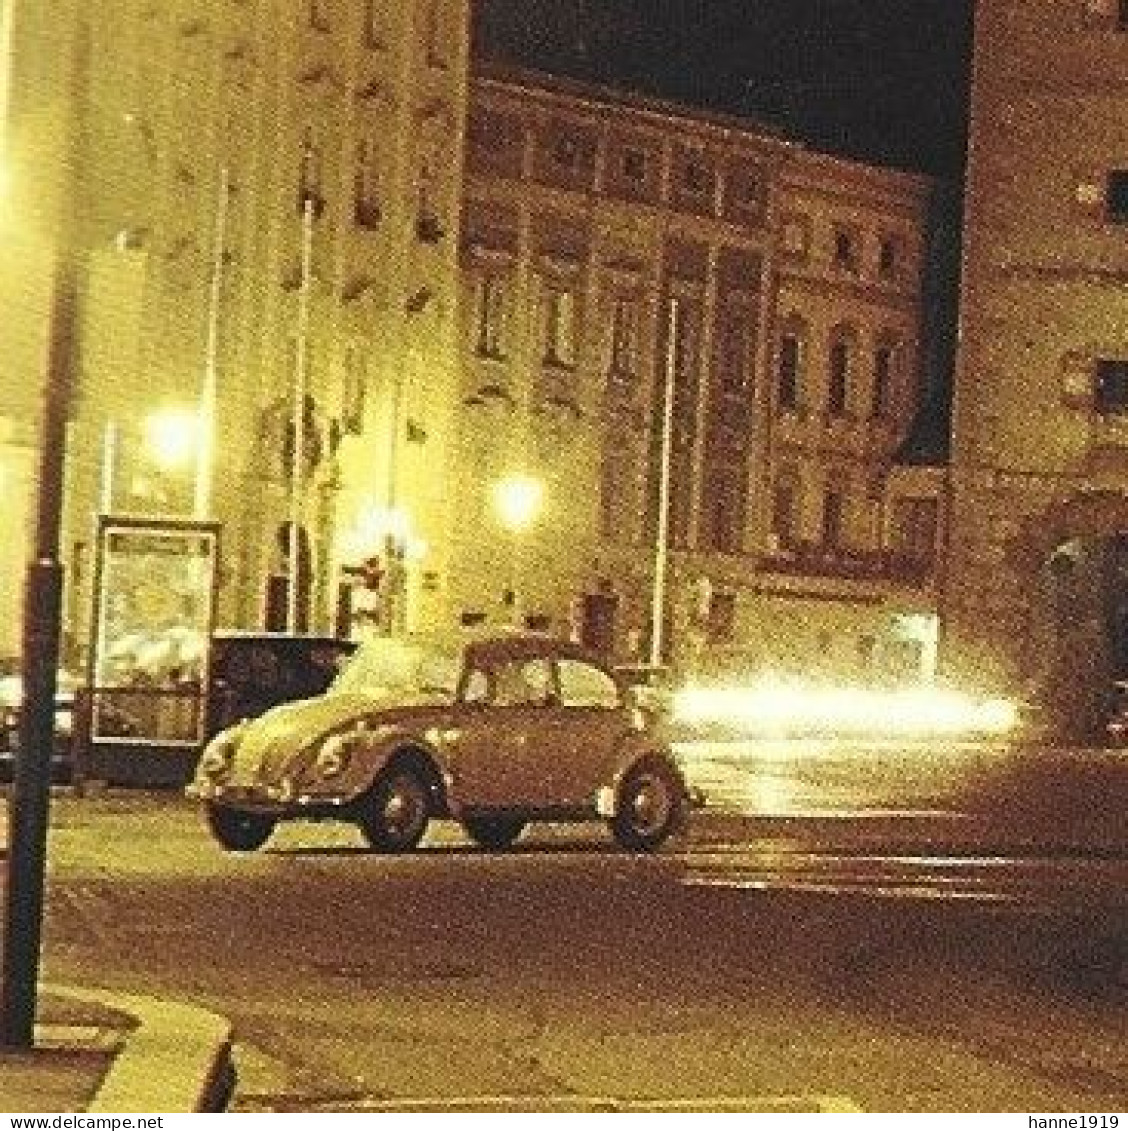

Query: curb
left=44, top=985, right=234, bottom=1113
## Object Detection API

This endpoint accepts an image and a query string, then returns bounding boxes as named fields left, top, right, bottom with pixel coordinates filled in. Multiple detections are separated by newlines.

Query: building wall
left=453, top=66, right=939, bottom=681
left=3, top=8, right=941, bottom=687
left=947, top=0, right=1128, bottom=692
left=1, top=0, right=471, bottom=660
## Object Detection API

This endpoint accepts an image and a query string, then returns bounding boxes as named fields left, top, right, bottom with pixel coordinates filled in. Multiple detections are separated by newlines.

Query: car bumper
left=188, top=778, right=352, bottom=814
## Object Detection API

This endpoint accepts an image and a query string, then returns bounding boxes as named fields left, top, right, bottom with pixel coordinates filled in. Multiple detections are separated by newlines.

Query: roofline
left=471, top=59, right=933, bottom=192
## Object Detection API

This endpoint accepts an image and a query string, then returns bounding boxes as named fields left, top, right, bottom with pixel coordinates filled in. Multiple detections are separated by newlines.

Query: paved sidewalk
left=0, top=985, right=233, bottom=1114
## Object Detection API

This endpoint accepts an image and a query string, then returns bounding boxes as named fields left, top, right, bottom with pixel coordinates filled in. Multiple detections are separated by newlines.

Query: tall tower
left=948, top=0, right=1128, bottom=727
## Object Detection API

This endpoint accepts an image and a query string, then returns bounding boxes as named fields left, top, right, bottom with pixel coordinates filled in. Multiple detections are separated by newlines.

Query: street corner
left=41, top=984, right=235, bottom=1114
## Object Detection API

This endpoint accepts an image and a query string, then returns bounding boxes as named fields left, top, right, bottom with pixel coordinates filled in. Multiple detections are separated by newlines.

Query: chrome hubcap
left=384, top=776, right=424, bottom=837
left=630, top=774, right=671, bottom=835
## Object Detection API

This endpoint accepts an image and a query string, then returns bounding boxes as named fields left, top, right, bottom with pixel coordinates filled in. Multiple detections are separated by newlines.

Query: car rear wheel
left=610, top=760, right=686, bottom=852
left=359, top=766, right=430, bottom=852
left=205, top=804, right=276, bottom=852
left=462, top=811, right=526, bottom=850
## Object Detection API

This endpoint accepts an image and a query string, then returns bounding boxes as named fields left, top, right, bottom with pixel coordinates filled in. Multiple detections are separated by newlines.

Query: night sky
left=474, top=0, right=976, bottom=181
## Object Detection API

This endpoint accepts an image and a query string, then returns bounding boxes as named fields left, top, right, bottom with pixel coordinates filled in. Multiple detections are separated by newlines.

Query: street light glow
left=143, top=407, right=200, bottom=472
left=493, top=473, right=544, bottom=532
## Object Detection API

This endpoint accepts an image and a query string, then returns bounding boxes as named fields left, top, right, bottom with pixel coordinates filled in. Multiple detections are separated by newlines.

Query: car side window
left=557, top=659, right=620, bottom=709
left=463, top=668, right=489, bottom=704
left=492, top=658, right=553, bottom=707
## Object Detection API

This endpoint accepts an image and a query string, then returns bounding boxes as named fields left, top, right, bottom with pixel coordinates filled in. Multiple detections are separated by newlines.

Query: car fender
left=333, top=725, right=453, bottom=814
left=605, top=732, right=687, bottom=808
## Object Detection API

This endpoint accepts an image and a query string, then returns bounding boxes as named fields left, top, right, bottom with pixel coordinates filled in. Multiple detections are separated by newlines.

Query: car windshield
left=331, top=637, right=462, bottom=700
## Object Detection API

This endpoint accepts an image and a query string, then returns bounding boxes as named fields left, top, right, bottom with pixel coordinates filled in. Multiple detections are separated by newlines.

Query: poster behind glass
left=90, top=517, right=219, bottom=744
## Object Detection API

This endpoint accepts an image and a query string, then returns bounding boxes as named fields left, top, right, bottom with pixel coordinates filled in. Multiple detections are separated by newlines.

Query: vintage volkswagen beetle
left=187, top=631, right=689, bottom=853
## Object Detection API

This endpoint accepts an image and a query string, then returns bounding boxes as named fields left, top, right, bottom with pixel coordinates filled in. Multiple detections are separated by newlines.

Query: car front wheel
left=610, top=760, right=686, bottom=852
left=360, top=766, right=430, bottom=852
left=205, top=804, right=276, bottom=852
left=462, top=811, right=526, bottom=850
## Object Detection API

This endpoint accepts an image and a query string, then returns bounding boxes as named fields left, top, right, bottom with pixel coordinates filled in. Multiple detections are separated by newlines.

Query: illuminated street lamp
left=143, top=406, right=200, bottom=473
left=493, top=473, right=544, bottom=627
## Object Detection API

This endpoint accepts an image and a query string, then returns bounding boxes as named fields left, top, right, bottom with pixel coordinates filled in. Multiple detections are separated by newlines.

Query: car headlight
left=198, top=727, right=241, bottom=777
left=314, top=730, right=363, bottom=778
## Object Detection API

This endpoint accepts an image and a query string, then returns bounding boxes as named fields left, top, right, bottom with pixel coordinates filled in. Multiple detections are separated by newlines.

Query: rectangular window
left=878, top=236, right=899, bottom=279
left=822, top=490, right=844, bottom=548
left=1096, top=357, right=1128, bottom=412
left=833, top=228, right=859, bottom=272
left=828, top=339, right=850, bottom=416
left=610, top=297, right=639, bottom=377
left=309, top=0, right=330, bottom=31
left=363, top=0, right=387, bottom=47
left=622, top=150, right=647, bottom=182
left=772, top=477, right=798, bottom=549
left=718, top=299, right=752, bottom=396
left=891, top=497, right=938, bottom=563
left=475, top=275, right=507, bottom=360
left=872, top=345, right=894, bottom=418
left=353, top=138, right=381, bottom=229
left=779, top=334, right=801, bottom=410
left=1107, top=171, right=1128, bottom=222
left=543, top=288, right=576, bottom=368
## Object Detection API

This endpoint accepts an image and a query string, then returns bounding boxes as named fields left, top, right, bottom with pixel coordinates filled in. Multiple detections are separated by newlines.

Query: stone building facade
left=948, top=0, right=1128, bottom=720
left=3, top=5, right=941, bottom=688
left=1, top=0, right=471, bottom=657
left=451, top=66, right=940, bottom=681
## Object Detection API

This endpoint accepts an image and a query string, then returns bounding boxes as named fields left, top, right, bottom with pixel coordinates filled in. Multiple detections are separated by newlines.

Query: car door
left=449, top=657, right=554, bottom=808
left=532, top=657, right=628, bottom=806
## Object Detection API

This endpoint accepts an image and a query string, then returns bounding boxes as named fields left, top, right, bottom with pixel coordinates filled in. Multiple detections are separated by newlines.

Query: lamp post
left=1, top=0, right=81, bottom=1048
left=493, top=473, right=544, bottom=628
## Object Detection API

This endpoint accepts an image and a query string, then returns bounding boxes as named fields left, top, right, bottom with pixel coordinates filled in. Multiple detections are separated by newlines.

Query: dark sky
left=474, top=0, right=976, bottom=181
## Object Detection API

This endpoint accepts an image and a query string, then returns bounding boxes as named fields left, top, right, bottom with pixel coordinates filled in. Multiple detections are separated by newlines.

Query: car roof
left=461, top=631, right=609, bottom=669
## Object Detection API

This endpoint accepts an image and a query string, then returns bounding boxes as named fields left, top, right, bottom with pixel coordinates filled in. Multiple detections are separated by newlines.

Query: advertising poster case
left=88, top=516, right=220, bottom=745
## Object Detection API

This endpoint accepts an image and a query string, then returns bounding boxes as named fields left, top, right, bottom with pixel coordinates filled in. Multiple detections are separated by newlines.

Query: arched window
left=777, top=314, right=807, bottom=411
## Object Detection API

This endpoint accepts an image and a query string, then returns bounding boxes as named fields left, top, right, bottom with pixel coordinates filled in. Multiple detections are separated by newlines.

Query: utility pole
left=650, top=296, right=679, bottom=669
left=1, top=0, right=81, bottom=1046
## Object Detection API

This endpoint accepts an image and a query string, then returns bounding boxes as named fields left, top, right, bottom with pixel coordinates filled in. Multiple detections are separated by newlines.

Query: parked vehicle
left=0, top=661, right=137, bottom=782
left=206, top=631, right=357, bottom=740
left=188, top=631, right=689, bottom=854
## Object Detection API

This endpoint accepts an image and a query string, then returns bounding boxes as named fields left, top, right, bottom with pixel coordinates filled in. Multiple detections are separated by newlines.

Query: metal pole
left=2, top=255, right=73, bottom=1047
left=195, top=165, right=229, bottom=519
left=1, top=0, right=80, bottom=1049
left=287, top=198, right=314, bottom=633
left=650, top=296, right=679, bottom=668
